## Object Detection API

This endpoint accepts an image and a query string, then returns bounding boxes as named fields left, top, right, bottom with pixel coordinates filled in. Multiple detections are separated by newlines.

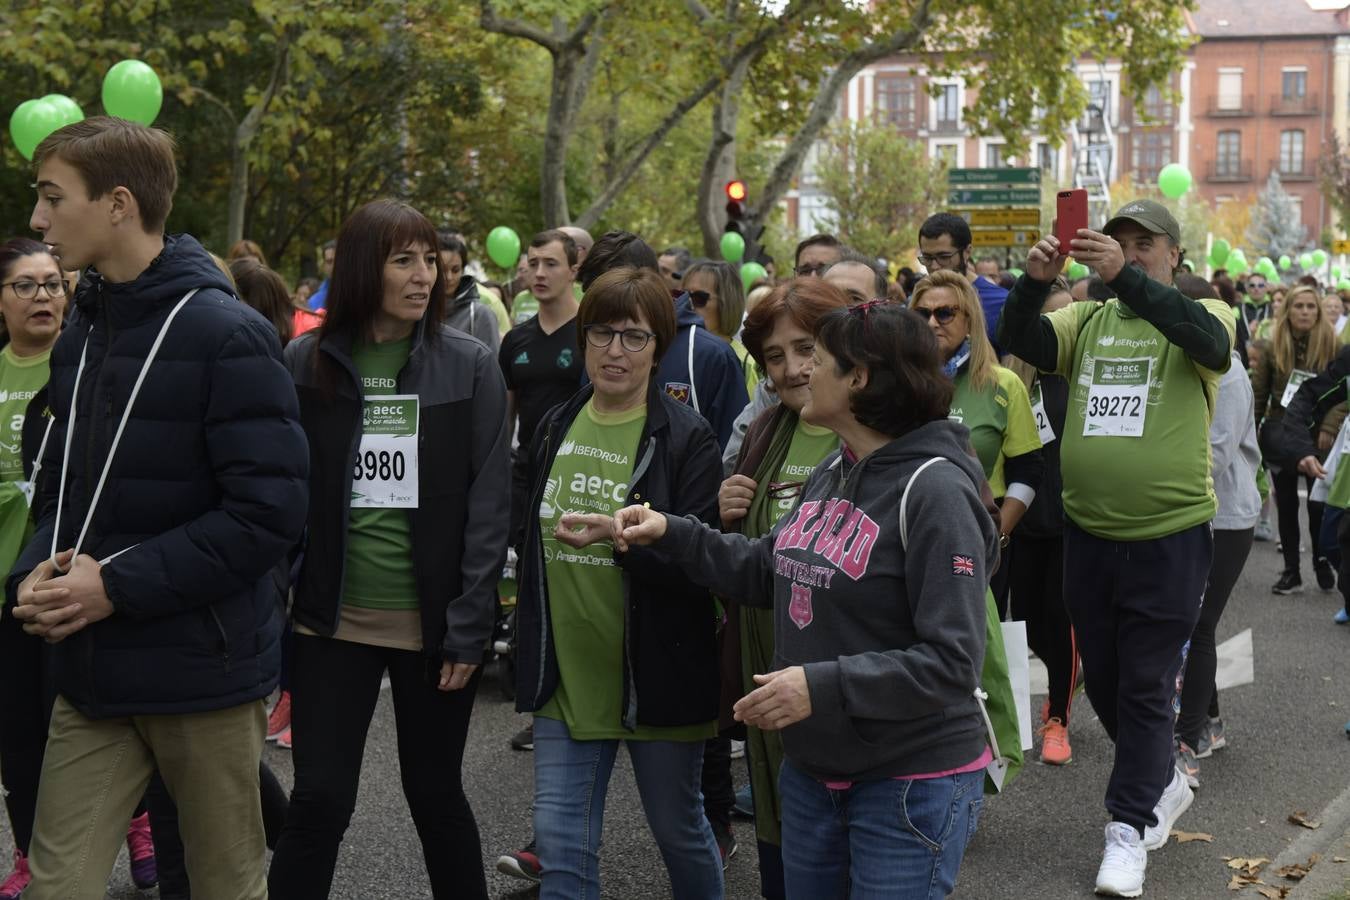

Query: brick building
left=786, top=0, right=1350, bottom=248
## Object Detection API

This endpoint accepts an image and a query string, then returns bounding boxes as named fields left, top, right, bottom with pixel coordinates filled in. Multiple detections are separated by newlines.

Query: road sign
left=947, top=188, right=1041, bottom=205
left=970, top=230, right=1040, bottom=247
left=956, top=209, right=1042, bottom=227
left=948, top=167, right=1041, bottom=186
left=1333, top=239, right=1350, bottom=254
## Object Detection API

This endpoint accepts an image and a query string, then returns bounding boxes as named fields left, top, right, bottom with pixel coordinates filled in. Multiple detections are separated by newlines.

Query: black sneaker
left=1272, top=571, right=1304, bottom=594
left=1315, top=556, right=1337, bottom=591
left=510, top=724, right=534, bottom=751
left=711, top=821, right=737, bottom=870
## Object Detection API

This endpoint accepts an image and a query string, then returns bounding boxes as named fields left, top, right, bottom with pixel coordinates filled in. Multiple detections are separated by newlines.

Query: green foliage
left=813, top=120, right=947, bottom=260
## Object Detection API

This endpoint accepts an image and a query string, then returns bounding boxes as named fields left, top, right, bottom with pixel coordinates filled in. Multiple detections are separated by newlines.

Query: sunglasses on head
left=689, top=290, right=714, bottom=308
left=914, top=305, right=960, bottom=325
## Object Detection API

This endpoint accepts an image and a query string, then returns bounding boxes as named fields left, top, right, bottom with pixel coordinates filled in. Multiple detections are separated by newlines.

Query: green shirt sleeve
left=998, top=367, right=1044, bottom=459
left=1046, top=301, right=1099, bottom=377
left=1105, top=267, right=1233, bottom=371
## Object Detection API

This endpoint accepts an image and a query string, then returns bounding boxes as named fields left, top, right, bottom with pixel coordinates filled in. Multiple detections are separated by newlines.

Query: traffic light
left=724, top=180, right=748, bottom=235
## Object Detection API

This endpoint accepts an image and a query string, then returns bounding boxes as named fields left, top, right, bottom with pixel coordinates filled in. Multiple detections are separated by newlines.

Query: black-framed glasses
left=1, top=279, right=66, bottom=300
left=917, top=250, right=963, bottom=267
left=795, top=262, right=828, bottom=277
left=913, top=305, right=960, bottom=325
left=688, top=289, right=714, bottom=308
left=584, top=324, right=656, bottom=353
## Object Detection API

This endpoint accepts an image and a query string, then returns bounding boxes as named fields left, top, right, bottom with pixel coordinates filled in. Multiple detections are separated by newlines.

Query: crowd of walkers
left=0, top=113, right=1343, bottom=900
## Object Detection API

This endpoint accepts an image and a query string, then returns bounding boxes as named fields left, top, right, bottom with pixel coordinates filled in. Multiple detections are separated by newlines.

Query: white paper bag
left=1001, top=620, right=1033, bottom=752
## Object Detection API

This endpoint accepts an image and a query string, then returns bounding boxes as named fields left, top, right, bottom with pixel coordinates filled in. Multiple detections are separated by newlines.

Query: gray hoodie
left=659, top=419, right=998, bottom=781
left=447, top=276, right=500, bottom=349
left=1210, top=350, right=1261, bottom=530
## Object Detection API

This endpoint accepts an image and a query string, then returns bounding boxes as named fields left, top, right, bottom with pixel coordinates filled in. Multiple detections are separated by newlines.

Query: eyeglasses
left=688, top=290, right=714, bottom=308
left=1248, top=281, right=1267, bottom=289
left=795, top=262, right=828, bottom=277
left=917, top=250, right=963, bottom=267
left=913, top=305, right=961, bottom=325
left=583, top=324, right=656, bottom=353
left=2, top=279, right=67, bottom=300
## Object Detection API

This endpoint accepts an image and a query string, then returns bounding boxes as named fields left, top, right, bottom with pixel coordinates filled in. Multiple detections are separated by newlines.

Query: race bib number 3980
left=1083, top=357, right=1152, bottom=438
left=352, top=395, right=419, bottom=508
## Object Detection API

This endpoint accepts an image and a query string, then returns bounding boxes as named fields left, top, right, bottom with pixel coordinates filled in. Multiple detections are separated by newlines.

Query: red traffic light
left=725, top=180, right=747, bottom=202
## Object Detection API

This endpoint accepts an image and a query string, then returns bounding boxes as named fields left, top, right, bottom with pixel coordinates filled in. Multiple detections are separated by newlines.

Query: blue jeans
left=532, top=716, right=723, bottom=900
left=778, top=760, right=983, bottom=900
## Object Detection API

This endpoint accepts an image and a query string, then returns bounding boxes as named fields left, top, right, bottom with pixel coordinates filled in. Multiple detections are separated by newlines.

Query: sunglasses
left=914, top=305, right=960, bottom=325
left=689, top=290, right=714, bottom=308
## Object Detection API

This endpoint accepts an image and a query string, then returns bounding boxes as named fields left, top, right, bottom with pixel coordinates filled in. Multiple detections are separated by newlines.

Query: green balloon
left=1278, top=254, right=1292, bottom=270
left=9, top=98, right=64, bottom=160
left=739, top=262, right=767, bottom=293
left=1009, top=267, right=1024, bottom=278
left=1339, top=279, right=1350, bottom=292
left=1067, top=262, right=1089, bottom=280
left=40, top=94, right=83, bottom=127
left=102, top=60, right=163, bottom=125
left=1209, top=239, right=1230, bottom=267
left=1300, top=252, right=1314, bottom=269
left=484, top=226, right=521, bottom=270
left=1334, top=266, right=1343, bottom=280
left=1157, top=163, right=1192, bottom=199
left=1312, top=249, right=1329, bottom=267
left=1256, top=256, right=1273, bottom=271
left=720, top=232, right=746, bottom=264
left=1227, top=250, right=1248, bottom=272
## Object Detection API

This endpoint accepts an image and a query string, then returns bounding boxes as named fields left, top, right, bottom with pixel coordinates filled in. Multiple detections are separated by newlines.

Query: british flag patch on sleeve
left=951, top=554, right=975, bottom=577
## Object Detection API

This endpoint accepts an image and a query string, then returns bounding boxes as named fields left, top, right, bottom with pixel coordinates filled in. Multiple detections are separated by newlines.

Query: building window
left=1282, top=68, right=1307, bottom=101
left=986, top=143, right=1007, bottom=168
left=934, top=84, right=960, bottom=130
left=1140, top=83, right=1174, bottom=124
left=1081, top=79, right=1112, bottom=131
left=933, top=142, right=959, bottom=165
left=1218, top=69, right=1243, bottom=110
left=876, top=76, right=916, bottom=129
left=1131, top=131, right=1173, bottom=182
left=1280, top=129, right=1305, bottom=174
left=1036, top=143, right=1058, bottom=174
left=1216, top=130, right=1241, bottom=175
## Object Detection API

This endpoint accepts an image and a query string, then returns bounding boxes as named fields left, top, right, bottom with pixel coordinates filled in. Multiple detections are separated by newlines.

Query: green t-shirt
left=537, top=400, right=714, bottom=741
left=343, top=337, right=419, bottom=611
left=1046, top=297, right=1235, bottom=540
left=732, top=339, right=762, bottom=399
left=949, top=364, right=1042, bottom=498
left=768, top=418, right=837, bottom=524
left=0, top=346, right=49, bottom=483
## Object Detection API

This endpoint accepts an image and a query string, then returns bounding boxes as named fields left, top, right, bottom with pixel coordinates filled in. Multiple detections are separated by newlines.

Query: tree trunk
left=696, top=51, right=750, bottom=258
left=224, top=30, right=293, bottom=247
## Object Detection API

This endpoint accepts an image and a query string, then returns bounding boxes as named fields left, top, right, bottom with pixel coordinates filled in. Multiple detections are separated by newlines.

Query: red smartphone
left=1055, top=189, right=1089, bottom=250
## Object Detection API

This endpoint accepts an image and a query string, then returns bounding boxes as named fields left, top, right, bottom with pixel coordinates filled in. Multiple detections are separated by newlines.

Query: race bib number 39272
left=352, top=395, right=419, bottom=508
left=1083, top=357, right=1152, bottom=438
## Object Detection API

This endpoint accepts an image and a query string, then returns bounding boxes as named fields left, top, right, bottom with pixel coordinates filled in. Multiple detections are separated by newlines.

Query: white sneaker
left=730, top=739, right=746, bottom=759
left=1095, top=822, right=1146, bottom=897
left=1142, top=766, right=1193, bottom=851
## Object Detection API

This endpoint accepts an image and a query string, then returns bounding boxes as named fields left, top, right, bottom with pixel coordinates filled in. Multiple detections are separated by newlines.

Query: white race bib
left=1083, top=357, right=1152, bottom=438
left=1281, top=369, right=1314, bottom=409
left=351, top=395, right=419, bottom=508
left=1030, top=380, right=1056, bottom=445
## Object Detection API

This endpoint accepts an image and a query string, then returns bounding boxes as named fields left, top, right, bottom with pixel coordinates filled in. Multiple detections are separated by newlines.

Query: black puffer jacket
left=8, top=235, right=309, bottom=718
left=515, top=381, right=723, bottom=729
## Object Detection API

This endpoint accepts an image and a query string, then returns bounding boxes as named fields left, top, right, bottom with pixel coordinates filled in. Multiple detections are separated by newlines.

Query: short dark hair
left=794, top=233, right=842, bottom=268
left=319, top=199, right=446, bottom=344
left=814, top=303, right=953, bottom=437
left=660, top=246, right=692, bottom=272
left=827, top=249, right=887, bottom=298
left=576, top=267, right=677, bottom=365
left=438, top=232, right=468, bottom=262
left=34, top=116, right=177, bottom=233
left=1174, top=272, right=1219, bottom=302
left=741, top=277, right=849, bottom=369
left=530, top=229, right=578, bottom=266
left=230, top=257, right=294, bottom=345
left=1086, top=276, right=1116, bottom=301
left=918, top=213, right=972, bottom=250
left=0, top=238, right=56, bottom=284
left=578, top=230, right=659, bottom=290
left=1211, top=274, right=1238, bottom=305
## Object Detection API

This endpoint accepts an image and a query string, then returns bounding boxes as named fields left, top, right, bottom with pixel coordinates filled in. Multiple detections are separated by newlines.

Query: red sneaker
left=126, top=811, right=158, bottom=888
left=276, top=725, right=292, bottom=750
left=266, top=691, right=292, bottom=742
left=1039, top=718, right=1073, bottom=766
left=0, top=849, right=30, bottom=900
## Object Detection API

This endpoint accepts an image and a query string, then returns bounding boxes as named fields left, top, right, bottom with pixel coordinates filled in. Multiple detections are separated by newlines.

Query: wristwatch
left=999, top=532, right=1012, bottom=549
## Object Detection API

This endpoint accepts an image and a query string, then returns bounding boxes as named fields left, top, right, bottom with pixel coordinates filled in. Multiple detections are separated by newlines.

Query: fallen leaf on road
left=1289, top=811, right=1322, bottom=829
left=1256, top=886, right=1290, bottom=899
left=1275, top=854, right=1320, bottom=881
left=1229, top=874, right=1265, bottom=890
left=1170, top=829, right=1213, bottom=843
left=1228, top=857, right=1270, bottom=875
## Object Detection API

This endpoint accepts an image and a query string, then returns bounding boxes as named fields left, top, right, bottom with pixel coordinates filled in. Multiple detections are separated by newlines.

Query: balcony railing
left=1274, top=158, right=1318, bottom=181
left=1270, top=93, right=1320, bottom=116
left=931, top=117, right=964, bottom=135
left=1206, top=159, right=1253, bottom=182
left=1208, top=94, right=1255, bottom=117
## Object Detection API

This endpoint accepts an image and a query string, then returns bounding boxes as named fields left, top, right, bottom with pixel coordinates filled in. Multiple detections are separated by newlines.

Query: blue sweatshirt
left=655, top=296, right=750, bottom=451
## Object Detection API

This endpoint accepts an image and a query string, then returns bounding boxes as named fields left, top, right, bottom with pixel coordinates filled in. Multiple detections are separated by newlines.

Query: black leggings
left=0, top=603, right=55, bottom=855
left=268, top=634, right=487, bottom=900
left=1338, top=513, right=1350, bottom=615
left=1176, top=528, right=1254, bottom=747
left=1273, top=467, right=1323, bottom=572
left=1008, top=533, right=1078, bottom=723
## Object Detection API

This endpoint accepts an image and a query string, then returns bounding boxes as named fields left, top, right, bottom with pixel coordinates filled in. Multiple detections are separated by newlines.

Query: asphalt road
left=7, top=533, right=1350, bottom=899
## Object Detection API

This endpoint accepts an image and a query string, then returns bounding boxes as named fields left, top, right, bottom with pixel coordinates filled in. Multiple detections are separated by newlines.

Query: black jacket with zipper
left=7, top=234, right=310, bottom=718
left=284, top=318, right=510, bottom=672
left=514, top=381, right=723, bottom=729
